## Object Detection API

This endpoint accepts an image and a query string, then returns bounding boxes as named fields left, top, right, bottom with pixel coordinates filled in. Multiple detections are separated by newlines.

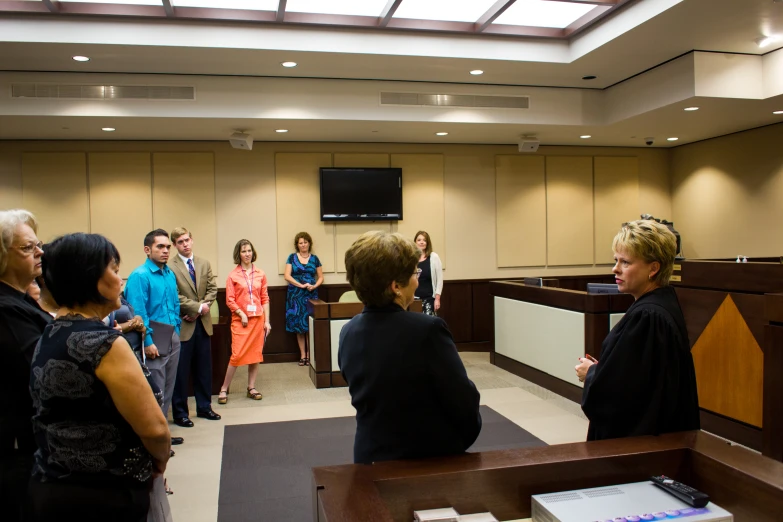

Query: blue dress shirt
left=124, top=258, right=181, bottom=347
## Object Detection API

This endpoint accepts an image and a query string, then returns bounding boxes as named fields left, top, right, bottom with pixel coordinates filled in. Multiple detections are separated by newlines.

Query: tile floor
left=166, top=353, right=589, bottom=522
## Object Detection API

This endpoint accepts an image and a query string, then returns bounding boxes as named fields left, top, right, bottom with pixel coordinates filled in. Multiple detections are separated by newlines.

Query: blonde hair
left=345, top=231, right=419, bottom=307
left=414, top=230, right=433, bottom=257
left=0, top=209, right=38, bottom=275
left=613, top=220, right=677, bottom=286
left=170, top=227, right=191, bottom=244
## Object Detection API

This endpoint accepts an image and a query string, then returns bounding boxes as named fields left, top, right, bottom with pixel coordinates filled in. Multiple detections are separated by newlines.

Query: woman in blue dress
left=284, top=231, right=323, bottom=366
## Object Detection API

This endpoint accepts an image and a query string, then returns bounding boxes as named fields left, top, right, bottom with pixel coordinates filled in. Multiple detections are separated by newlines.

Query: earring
left=396, top=292, right=401, bottom=297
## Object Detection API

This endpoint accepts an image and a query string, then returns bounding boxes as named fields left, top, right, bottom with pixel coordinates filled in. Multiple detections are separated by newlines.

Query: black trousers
left=172, top=320, right=213, bottom=418
left=26, top=477, right=149, bottom=522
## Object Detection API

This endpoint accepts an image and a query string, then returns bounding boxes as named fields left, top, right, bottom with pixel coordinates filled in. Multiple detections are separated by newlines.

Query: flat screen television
left=586, top=283, right=620, bottom=294
left=320, top=167, right=402, bottom=222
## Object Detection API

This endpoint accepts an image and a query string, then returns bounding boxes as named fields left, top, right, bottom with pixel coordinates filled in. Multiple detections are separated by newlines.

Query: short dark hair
left=345, top=231, right=419, bottom=307
left=233, top=239, right=257, bottom=265
left=144, top=229, right=169, bottom=248
left=294, top=231, right=313, bottom=253
left=43, top=233, right=120, bottom=308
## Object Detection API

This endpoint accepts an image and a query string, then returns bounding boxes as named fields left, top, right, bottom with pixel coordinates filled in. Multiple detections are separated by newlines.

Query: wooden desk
left=306, top=299, right=422, bottom=389
left=312, top=431, right=783, bottom=522
left=671, top=260, right=783, bottom=458
left=489, top=281, right=632, bottom=402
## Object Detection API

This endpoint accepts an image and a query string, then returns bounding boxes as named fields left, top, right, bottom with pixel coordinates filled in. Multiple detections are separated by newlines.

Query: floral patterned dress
left=285, top=253, right=321, bottom=333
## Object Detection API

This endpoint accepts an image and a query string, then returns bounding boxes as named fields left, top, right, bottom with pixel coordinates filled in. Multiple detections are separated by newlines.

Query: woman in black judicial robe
left=576, top=220, right=700, bottom=441
left=339, top=231, right=482, bottom=465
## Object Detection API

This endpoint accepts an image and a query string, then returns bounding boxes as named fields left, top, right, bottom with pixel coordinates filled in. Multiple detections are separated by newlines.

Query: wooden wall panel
left=546, top=156, right=594, bottom=266
left=691, top=295, right=764, bottom=427
left=21, top=152, right=89, bottom=241
left=594, top=157, right=639, bottom=264
left=275, top=153, right=334, bottom=274
left=438, top=281, right=472, bottom=343
left=152, top=152, right=218, bottom=271
left=495, top=155, right=547, bottom=267
left=334, top=154, right=391, bottom=273
left=391, top=154, right=445, bottom=267
left=89, top=153, right=152, bottom=278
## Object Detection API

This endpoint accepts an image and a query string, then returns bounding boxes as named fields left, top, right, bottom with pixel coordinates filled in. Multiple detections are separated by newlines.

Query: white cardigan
left=425, top=252, right=443, bottom=297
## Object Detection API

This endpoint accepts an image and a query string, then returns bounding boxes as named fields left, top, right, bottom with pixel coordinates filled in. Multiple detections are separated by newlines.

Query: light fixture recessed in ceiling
left=582, top=75, right=597, bottom=80
left=72, top=56, right=90, bottom=62
left=580, top=135, right=591, bottom=139
left=281, top=61, right=297, bottom=68
left=470, top=70, right=484, bottom=75
left=667, top=137, right=679, bottom=141
left=774, top=110, right=783, bottom=115
left=435, top=132, right=449, bottom=136
left=755, top=35, right=779, bottom=48
left=684, top=107, right=699, bottom=111
left=275, top=129, right=289, bottom=133
left=102, top=127, right=115, bottom=132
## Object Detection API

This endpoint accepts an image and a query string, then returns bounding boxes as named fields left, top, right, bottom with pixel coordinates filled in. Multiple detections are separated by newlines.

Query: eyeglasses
left=415, top=268, right=422, bottom=279
left=14, top=241, right=43, bottom=255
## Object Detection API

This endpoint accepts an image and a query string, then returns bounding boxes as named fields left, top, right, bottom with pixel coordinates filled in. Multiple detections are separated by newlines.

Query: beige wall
left=672, top=123, right=783, bottom=258
left=0, top=140, right=671, bottom=285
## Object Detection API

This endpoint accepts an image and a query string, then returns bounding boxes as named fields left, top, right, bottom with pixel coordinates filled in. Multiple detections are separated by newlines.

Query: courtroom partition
left=312, top=431, right=783, bottom=522
left=671, top=260, right=783, bottom=459
left=490, top=281, right=632, bottom=402
left=306, top=298, right=423, bottom=389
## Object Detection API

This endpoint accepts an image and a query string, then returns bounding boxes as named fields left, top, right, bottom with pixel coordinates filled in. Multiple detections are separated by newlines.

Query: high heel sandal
left=218, top=389, right=228, bottom=404
left=247, top=387, right=263, bottom=400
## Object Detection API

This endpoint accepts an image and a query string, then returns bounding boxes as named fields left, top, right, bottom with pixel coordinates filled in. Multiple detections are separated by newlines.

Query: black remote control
left=650, top=475, right=710, bottom=508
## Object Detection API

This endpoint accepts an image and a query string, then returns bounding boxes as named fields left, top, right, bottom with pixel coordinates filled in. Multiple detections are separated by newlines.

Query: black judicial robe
left=581, top=286, right=700, bottom=441
left=338, top=303, right=482, bottom=464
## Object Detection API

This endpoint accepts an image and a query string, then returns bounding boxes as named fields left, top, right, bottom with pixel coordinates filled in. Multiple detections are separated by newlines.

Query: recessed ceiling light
left=102, top=127, right=115, bottom=132
left=667, top=137, right=679, bottom=141
left=281, top=61, right=297, bottom=68
left=435, top=132, right=449, bottom=136
left=755, top=36, right=779, bottom=48
left=275, top=129, right=288, bottom=133
left=582, top=75, right=597, bottom=80
left=684, top=107, right=699, bottom=111
left=470, top=70, right=484, bottom=75
left=774, top=110, right=783, bottom=115
left=580, top=135, right=591, bottom=139
left=72, top=56, right=90, bottom=62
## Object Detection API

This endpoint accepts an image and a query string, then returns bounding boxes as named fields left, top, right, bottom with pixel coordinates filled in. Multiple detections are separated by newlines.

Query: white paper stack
left=413, top=507, right=460, bottom=522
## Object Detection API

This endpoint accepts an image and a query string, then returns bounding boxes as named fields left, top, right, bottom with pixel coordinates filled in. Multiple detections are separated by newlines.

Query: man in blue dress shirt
left=125, top=229, right=183, bottom=446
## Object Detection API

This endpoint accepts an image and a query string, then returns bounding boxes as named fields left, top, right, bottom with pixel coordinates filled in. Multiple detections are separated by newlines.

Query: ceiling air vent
left=380, top=92, right=528, bottom=109
left=11, top=84, right=196, bottom=101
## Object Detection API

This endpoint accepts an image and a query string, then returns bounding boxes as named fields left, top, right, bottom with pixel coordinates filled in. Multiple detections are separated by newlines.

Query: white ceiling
left=1, top=0, right=783, bottom=144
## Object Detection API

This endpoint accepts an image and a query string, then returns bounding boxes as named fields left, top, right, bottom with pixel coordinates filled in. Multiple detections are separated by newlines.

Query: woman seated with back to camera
left=575, top=220, right=700, bottom=441
left=27, top=233, right=170, bottom=522
left=339, top=231, right=481, bottom=465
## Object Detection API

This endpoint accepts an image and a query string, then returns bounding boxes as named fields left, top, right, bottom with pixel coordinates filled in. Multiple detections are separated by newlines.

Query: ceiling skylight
left=286, top=0, right=389, bottom=17
left=393, top=0, right=498, bottom=23
left=59, top=0, right=164, bottom=5
left=172, top=0, right=279, bottom=9
left=493, top=0, right=596, bottom=29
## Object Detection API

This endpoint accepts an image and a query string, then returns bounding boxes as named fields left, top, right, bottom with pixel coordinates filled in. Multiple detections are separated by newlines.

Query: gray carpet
left=217, top=406, right=546, bottom=522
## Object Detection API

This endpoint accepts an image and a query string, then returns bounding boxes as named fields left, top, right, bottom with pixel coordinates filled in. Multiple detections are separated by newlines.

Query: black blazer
left=338, top=303, right=482, bottom=464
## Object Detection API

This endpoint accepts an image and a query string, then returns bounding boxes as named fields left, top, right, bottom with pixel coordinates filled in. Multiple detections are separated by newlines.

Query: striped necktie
left=187, top=258, right=197, bottom=287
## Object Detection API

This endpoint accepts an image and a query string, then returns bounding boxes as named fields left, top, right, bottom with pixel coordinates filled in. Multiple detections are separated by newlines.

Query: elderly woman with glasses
left=0, top=209, right=51, bottom=521
left=338, top=231, right=481, bottom=465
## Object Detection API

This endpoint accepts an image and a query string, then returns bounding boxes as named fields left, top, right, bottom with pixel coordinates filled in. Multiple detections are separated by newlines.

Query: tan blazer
left=171, top=254, right=218, bottom=342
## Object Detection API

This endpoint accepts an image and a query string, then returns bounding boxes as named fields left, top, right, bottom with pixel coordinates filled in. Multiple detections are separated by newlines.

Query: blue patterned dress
left=285, top=253, right=321, bottom=333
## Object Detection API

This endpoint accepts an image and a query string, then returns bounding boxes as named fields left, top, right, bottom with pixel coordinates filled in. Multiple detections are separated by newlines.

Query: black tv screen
left=320, top=167, right=402, bottom=222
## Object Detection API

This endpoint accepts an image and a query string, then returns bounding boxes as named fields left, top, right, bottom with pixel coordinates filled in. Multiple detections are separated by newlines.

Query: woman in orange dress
left=218, top=239, right=271, bottom=404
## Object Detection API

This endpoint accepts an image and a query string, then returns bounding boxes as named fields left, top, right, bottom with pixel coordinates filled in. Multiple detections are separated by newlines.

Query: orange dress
left=225, top=265, right=270, bottom=366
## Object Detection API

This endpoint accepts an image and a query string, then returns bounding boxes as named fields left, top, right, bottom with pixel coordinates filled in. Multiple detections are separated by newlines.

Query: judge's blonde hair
left=612, top=220, right=677, bottom=286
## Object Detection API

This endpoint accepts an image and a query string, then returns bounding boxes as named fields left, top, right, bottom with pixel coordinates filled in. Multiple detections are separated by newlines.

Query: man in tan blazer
left=170, top=227, right=220, bottom=427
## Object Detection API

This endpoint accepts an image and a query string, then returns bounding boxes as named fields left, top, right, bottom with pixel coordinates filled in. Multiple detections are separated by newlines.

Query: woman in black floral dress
left=284, top=232, right=323, bottom=366
left=27, top=233, right=170, bottom=522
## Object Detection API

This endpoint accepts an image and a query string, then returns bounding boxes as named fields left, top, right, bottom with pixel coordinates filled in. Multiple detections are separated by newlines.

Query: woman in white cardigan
left=414, top=231, right=443, bottom=316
